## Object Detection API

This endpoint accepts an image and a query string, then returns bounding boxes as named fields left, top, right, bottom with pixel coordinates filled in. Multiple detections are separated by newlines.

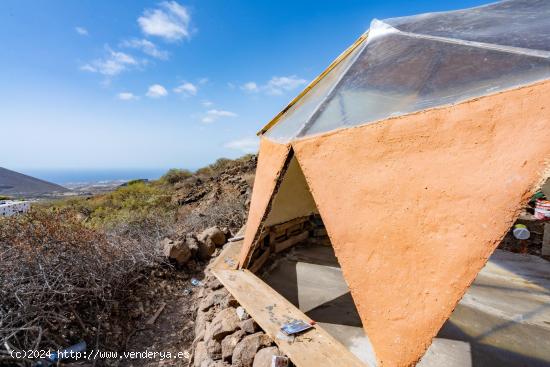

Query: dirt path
left=120, top=267, right=203, bottom=367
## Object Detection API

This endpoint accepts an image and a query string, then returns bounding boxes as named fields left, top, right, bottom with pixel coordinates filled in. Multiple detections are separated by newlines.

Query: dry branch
left=0, top=209, right=162, bottom=359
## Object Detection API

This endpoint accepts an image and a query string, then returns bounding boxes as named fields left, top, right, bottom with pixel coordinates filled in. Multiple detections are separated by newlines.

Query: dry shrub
left=0, top=209, right=160, bottom=357
left=195, top=155, right=256, bottom=178
left=180, top=198, right=247, bottom=233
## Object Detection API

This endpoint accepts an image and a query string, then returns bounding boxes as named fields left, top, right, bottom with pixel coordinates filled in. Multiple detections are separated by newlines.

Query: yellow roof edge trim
left=257, top=31, right=369, bottom=136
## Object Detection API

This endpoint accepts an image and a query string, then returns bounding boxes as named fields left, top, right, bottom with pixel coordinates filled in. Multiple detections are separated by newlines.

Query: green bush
left=50, top=182, right=175, bottom=229
left=160, top=168, right=193, bottom=185
left=126, top=178, right=148, bottom=186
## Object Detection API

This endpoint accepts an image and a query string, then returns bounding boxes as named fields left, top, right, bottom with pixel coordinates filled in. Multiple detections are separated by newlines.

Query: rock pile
left=162, top=224, right=291, bottom=366
left=191, top=272, right=290, bottom=367
left=162, top=226, right=230, bottom=266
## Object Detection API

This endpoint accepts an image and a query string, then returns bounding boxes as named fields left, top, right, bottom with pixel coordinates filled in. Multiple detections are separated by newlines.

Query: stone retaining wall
left=248, top=214, right=331, bottom=273
left=191, top=272, right=291, bottom=367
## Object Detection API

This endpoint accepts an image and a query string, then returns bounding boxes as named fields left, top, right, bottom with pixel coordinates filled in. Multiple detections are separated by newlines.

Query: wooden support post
left=249, top=249, right=271, bottom=274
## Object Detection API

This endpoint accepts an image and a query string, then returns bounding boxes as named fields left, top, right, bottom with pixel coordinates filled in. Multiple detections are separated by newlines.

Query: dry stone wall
left=248, top=214, right=330, bottom=273
left=191, top=272, right=290, bottom=367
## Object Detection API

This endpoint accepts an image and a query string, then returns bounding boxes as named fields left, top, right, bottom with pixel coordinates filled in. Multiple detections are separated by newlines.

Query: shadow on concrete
left=305, top=291, right=363, bottom=327
left=261, top=243, right=363, bottom=329
left=473, top=282, right=550, bottom=297
left=487, top=250, right=550, bottom=293
left=438, top=318, right=550, bottom=367
left=431, top=249, right=550, bottom=366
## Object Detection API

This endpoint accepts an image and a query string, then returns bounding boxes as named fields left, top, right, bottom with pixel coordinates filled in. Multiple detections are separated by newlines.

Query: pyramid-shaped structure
left=236, top=1, right=550, bottom=366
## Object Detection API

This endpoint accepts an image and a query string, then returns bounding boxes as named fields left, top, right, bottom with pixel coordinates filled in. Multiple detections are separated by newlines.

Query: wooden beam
left=274, top=231, right=309, bottom=253
left=212, top=268, right=370, bottom=367
left=249, top=248, right=271, bottom=274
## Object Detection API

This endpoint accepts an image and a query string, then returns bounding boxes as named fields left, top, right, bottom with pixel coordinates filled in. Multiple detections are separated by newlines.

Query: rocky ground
left=121, top=225, right=290, bottom=367
left=497, top=211, right=549, bottom=259
left=120, top=227, right=231, bottom=367
left=114, top=155, right=290, bottom=367
left=172, top=156, right=256, bottom=234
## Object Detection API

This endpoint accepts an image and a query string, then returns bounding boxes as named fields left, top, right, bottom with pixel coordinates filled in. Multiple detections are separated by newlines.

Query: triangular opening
left=243, top=150, right=377, bottom=366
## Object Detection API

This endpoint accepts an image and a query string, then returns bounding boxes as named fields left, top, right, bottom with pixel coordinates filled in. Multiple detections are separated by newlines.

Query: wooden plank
left=274, top=231, right=309, bottom=253
left=210, top=240, right=242, bottom=271
left=212, top=268, right=370, bottom=367
left=270, top=217, right=307, bottom=237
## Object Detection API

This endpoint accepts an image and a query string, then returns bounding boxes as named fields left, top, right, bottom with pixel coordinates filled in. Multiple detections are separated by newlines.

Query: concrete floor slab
left=262, top=245, right=377, bottom=366
left=262, top=245, right=550, bottom=367
left=418, top=339, right=472, bottom=367
left=433, top=250, right=550, bottom=367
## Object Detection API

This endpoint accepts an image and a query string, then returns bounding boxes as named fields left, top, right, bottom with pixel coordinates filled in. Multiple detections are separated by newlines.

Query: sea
left=20, top=168, right=171, bottom=187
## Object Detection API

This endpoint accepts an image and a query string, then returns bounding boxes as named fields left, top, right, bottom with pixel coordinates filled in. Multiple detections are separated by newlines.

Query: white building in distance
left=0, top=200, right=31, bottom=217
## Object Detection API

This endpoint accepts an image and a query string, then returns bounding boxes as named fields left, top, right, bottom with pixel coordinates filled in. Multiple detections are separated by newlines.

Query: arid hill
left=0, top=167, right=69, bottom=197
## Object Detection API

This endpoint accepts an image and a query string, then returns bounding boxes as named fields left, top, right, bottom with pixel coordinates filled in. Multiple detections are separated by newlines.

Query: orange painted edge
left=238, top=138, right=291, bottom=267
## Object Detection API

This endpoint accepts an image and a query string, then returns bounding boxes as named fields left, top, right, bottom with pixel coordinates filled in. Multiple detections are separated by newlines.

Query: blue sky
left=0, top=0, right=489, bottom=171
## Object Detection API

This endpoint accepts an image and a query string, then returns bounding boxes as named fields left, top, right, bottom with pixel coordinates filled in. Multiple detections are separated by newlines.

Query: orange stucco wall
left=292, top=80, right=550, bottom=366
left=238, top=138, right=290, bottom=267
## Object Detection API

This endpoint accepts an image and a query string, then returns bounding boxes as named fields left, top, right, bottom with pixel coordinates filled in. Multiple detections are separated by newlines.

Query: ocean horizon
left=18, top=168, right=179, bottom=186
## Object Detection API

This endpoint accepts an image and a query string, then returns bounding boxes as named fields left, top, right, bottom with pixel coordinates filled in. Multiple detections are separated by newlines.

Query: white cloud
left=198, top=78, right=209, bottom=85
left=138, top=1, right=191, bottom=41
left=241, top=82, right=259, bottom=93
left=121, top=38, right=168, bottom=60
left=146, top=84, right=168, bottom=98
left=117, top=92, right=138, bottom=101
left=240, top=75, right=307, bottom=95
left=80, top=64, right=96, bottom=72
left=202, top=109, right=237, bottom=123
left=265, top=75, right=307, bottom=95
left=75, top=27, right=88, bottom=36
left=224, top=137, right=259, bottom=153
left=201, top=100, right=213, bottom=107
left=173, top=82, right=197, bottom=96
left=80, top=47, right=138, bottom=76
left=208, top=109, right=237, bottom=117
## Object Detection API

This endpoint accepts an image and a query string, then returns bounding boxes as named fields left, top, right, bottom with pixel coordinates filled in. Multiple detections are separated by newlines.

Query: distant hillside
left=0, top=167, right=69, bottom=197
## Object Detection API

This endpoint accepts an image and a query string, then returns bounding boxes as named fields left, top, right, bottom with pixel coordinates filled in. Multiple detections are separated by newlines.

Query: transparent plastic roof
left=264, top=0, right=550, bottom=142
